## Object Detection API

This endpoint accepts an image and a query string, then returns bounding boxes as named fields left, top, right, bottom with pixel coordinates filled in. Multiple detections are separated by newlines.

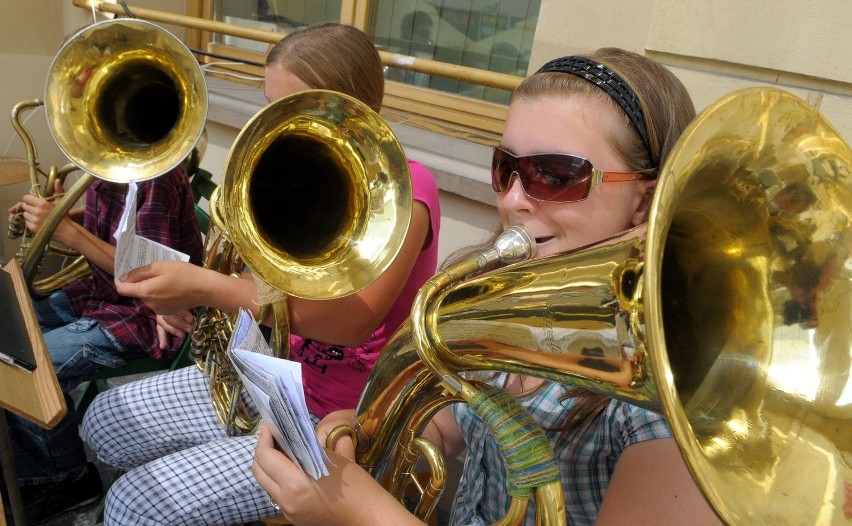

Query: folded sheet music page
left=228, top=308, right=331, bottom=479
left=113, top=181, right=190, bottom=277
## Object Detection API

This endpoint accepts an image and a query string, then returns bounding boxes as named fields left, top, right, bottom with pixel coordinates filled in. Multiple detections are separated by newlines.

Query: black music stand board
left=0, top=260, right=66, bottom=526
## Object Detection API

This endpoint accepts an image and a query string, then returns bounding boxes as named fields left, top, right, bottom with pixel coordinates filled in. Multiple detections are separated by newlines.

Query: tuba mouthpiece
left=494, top=225, right=536, bottom=264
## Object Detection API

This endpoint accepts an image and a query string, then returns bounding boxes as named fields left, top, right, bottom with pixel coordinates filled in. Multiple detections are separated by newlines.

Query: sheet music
left=113, top=181, right=190, bottom=277
left=228, top=308, right=330, bottom=479
left=230, top=307, right=275, bottom=357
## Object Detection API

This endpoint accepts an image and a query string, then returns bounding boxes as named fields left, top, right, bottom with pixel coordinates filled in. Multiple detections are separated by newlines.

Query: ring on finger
left=264, top=489, right=281, bottom=513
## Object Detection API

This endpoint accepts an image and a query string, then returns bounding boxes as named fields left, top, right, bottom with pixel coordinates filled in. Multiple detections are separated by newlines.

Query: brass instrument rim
left=220, top=89, right=413, bottom=299
left=44, top=18, right=208, bottom=182
left=645, top=86, right=852, bottom=523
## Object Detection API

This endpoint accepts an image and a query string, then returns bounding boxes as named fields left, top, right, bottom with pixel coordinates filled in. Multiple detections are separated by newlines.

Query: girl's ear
left=632, top=179, right=657, bottom=226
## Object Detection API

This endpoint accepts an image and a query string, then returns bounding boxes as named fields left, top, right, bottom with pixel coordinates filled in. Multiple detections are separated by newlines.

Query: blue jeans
left=5, top=290, right=128, bottom=485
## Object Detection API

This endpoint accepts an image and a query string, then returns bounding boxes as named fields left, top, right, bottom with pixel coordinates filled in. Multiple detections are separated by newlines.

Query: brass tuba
left=7, top=99, right=89, bottom=294
left=10, top=18, right=207, bottom=295
left=193, top=89, right=413, bottom=436
left=336, top=87, right=852, bottom=525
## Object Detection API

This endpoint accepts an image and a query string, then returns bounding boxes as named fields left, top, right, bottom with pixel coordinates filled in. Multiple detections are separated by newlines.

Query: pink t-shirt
left=293, top=160, right=441, bottom=418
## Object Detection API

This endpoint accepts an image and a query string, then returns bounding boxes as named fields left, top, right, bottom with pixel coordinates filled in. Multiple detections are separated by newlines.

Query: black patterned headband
left=536, top=56, right=652, bottom=161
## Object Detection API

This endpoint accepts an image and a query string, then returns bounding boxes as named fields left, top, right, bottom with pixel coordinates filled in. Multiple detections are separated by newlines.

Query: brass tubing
left=10, top=99, right=43, bottom=191
left=20, top=173, right=94, bottom=295
left=410, top=437, right=446, bottom=521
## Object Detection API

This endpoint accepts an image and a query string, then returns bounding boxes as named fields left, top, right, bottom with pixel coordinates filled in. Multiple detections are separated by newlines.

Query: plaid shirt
left=451, top=372, right=671, bottom=526
left=63, top=165, right=203, bottom=359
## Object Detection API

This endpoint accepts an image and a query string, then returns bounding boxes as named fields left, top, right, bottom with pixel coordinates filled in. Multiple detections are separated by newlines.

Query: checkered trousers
left=82, top=365, right=319, bottom=525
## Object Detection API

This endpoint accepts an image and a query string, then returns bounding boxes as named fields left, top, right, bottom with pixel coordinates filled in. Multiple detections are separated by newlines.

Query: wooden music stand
left=0, top=259, right=66, bottom=526
left=0, top=156, right=31, bottom=187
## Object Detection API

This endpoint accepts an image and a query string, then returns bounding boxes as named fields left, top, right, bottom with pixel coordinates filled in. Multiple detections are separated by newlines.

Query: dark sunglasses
left=491, top=147, right=652, bottom=203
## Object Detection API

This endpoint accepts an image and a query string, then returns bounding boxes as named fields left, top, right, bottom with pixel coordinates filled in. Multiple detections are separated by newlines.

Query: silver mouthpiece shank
left=494, top=225, right=536, bottom=264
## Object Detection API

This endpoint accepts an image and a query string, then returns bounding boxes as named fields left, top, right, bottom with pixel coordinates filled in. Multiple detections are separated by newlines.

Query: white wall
left=1, top=1, right=73, bottom=263
left=532, top=0, right=852, bottom=143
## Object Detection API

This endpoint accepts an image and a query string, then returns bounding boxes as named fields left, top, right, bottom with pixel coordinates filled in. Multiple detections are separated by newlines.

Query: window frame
left=68, top=0, right=516, bottom=208
left=189, top=0, right=522, bottom=138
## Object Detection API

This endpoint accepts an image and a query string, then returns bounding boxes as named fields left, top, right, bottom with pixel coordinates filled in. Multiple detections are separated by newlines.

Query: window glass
left=371, top=0, right=540, bottom=104
left=212, top=0, right=342, bottom=46
left=203, top=0, right=528, bottom=134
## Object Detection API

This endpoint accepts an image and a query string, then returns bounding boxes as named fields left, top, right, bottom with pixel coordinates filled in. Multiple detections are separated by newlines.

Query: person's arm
left=279, top=201, right=431, bottom=346
left=51, top=217, right=116, bottom=272
left=252, top=425, right=423, bottom=526
left=116, top=261, right=256, bottom=315
left=596, top=437, right=723, bottom=525
left=67, top=206, right=85, bottom=223
left=119, top=201, right=432, bottom=346
left=114, top=167, right=253, bottom=314
left=17, top=180, right=116, bottom=273
left=419, top=405, right=467, bottom=461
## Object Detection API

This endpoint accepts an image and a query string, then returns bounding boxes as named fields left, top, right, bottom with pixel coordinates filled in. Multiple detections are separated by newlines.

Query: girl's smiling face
left=496, top=95, right=655, bottom=259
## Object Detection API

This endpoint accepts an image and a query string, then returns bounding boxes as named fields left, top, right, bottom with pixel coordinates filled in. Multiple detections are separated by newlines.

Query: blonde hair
left=266, top=23, right=384, bottom=112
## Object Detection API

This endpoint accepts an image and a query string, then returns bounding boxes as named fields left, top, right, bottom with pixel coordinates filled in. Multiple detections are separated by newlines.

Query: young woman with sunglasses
left=252, top=48, right=722, bottom=525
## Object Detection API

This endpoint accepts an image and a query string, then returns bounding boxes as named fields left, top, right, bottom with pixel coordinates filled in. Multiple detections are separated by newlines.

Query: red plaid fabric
left=63, top=165, right=204, bottom=359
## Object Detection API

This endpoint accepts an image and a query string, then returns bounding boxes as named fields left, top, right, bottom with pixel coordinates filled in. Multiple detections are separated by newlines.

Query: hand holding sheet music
left=113, top=181, right=190, bottom=277
left=228, top=308, right=330, bottom=479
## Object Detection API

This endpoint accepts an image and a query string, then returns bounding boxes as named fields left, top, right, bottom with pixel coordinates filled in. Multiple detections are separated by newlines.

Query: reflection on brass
left=344, top=87, right=850, bottom=525
left=220, top=89, right=413, bottom=298
left=45, top=18, right=207, bottom=182
left=12, top=18, right=206, bottom=296
left=196, top=90, right=413, bottom=436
